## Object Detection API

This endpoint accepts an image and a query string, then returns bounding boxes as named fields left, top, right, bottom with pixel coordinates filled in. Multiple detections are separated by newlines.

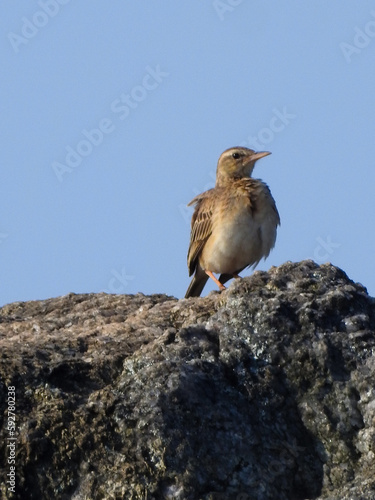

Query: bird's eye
left=232, top=152, right=241, bottom=159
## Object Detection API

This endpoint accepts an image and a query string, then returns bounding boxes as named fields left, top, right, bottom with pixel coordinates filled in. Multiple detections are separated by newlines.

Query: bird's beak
left=251, top=151, right=271, bottom=161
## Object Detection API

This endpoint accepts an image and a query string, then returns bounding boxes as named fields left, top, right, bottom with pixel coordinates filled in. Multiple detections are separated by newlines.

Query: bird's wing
left=187, top=190, right=214, bottom=276
left=237, top=178, right=280, bottom=226
left=261, top=183, right=281, bottom=226
left=250, top=179, right=280, bottom=226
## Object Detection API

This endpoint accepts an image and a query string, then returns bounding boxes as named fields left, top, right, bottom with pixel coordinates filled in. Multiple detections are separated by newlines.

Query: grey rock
left=0, top=261, right=374, bottom=499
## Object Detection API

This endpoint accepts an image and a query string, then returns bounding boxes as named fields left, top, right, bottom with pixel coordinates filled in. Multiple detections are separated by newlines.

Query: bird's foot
left=205, top=270, right=227, bottom=291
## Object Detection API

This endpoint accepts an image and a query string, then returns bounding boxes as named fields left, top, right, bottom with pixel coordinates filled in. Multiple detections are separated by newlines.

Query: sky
left=1, top=1, right=375, bottom=306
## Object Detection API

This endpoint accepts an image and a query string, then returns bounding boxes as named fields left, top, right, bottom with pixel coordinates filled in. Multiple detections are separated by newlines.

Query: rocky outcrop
left=0, top=260, right=374, bottom=500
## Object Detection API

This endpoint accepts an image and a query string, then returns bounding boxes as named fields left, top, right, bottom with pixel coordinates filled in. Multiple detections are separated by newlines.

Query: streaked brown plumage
left=185, top=146, right=280, bottom=298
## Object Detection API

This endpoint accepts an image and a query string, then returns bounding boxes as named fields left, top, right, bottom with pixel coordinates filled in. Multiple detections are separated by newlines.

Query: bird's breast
left=200, top=182, right=278, bottom=274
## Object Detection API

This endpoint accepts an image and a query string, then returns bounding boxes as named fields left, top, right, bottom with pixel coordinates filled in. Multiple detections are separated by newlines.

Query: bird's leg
left=205, top=271, right=226, bottom=291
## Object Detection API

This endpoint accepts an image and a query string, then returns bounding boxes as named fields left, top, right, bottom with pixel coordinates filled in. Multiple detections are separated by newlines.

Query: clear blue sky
left=1, top=1, right=375, bottom=306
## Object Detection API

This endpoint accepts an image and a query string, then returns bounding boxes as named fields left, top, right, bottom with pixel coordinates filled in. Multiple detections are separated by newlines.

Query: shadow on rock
left=157, top=357, right=324, bottom=500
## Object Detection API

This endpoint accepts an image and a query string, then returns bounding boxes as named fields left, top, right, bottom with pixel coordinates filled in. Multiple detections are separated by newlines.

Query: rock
left=0, top=260, right=374, bottom=500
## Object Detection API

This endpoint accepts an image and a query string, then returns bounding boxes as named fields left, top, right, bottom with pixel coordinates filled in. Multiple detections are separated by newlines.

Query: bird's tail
left=218, top=273, right=233, bottom=286
left=185, top=267, right=209, bottom=298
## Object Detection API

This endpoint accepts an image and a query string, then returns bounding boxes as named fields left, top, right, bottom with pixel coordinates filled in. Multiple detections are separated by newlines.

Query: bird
left=185, top=146, right=280, bottom=298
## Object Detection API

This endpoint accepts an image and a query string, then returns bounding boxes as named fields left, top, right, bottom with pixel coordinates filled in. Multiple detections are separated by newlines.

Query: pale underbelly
left=201, top=216, right=276, bottom=274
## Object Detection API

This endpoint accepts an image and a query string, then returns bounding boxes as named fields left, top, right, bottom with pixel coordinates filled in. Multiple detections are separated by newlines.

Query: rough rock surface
left=0, top=260, right=374, bottom=500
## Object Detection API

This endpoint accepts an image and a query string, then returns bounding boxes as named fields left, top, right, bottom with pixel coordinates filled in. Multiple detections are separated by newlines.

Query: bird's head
left=216, top=147, right=271, bottom=186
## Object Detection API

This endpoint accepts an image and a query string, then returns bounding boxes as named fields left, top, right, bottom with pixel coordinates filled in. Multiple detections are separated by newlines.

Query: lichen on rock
left=0, top=261, right=374, bottom=499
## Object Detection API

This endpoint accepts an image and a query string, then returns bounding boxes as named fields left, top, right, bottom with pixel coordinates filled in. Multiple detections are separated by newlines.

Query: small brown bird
left=185, top=146, right=280, bottom=298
